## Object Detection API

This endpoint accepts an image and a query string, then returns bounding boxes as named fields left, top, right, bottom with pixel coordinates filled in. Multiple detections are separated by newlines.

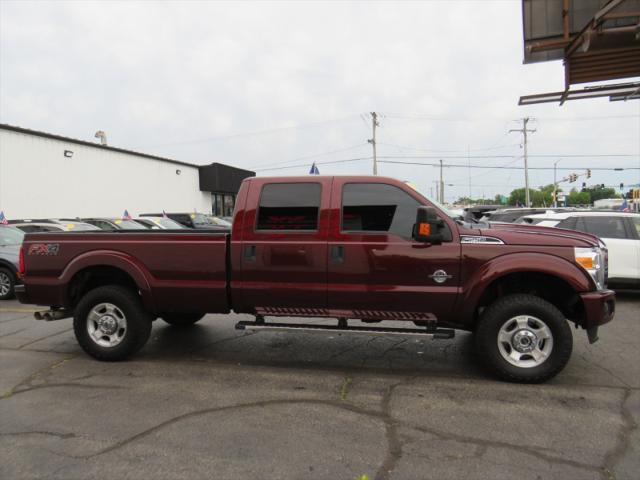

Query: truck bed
left=20, top=230, right=230, bottom=314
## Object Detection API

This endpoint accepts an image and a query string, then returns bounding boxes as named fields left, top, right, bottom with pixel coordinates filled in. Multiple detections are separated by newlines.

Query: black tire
left=0, top=268, right=16, bottom=300
left=73, top=285, right=152, bottom=361
left=475, top=294, right=573, bottom=383
left=161, top=313, right=206, bottom=327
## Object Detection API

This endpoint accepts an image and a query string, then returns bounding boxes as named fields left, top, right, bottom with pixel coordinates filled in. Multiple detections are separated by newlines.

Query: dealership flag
left=122, top=210, right=132, bottom=220
left=0, top=211, right=7, bottom=225
left=309, top=162, right=320, bottom=175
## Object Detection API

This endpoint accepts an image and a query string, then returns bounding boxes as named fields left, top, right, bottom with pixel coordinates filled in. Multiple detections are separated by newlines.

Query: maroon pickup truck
left=16, top=176, right=615, bottom=382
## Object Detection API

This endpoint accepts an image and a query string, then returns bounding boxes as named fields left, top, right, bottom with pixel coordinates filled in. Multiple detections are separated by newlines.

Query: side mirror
left=413, top=206, right=444, bottom=244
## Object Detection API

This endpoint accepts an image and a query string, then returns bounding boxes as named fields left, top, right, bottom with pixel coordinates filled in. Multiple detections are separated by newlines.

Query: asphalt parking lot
left=1, top=293, right=639, bottom=480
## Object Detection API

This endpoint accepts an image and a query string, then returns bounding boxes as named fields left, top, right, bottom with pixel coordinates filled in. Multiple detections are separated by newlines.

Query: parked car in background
left=520, top=211, right=640, bottom=288
left=206, top=215, right=232, bottom=228
left=140, top=212, right=230, bottom=230
left=463, top=205, right=501, bottom=222
left=134, top=216, right=186, bottom=230
left=81, top=218, right=148, bottom=231
left=481, top=207, right=578, bottom=224
left=9, top=219, right=100, bottom=232
left=0, top=225, right=24, bottom=299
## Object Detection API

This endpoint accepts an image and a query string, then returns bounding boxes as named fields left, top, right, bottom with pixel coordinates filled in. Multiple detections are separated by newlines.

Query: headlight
left=575, top=246, right=605, bottom=290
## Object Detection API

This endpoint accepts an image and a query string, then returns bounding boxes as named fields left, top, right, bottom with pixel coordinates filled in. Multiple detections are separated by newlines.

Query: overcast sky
left=1, top=0, right=638, bottom=203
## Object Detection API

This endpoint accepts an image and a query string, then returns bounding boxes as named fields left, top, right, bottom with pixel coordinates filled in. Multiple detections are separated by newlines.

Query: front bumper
left=580, top=289, right=615, bottom=343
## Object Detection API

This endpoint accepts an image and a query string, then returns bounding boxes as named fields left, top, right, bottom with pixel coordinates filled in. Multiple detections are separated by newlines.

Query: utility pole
left=439, top=159, right=444, bottom=204
left=553, top=159, right=561, bottom=208
left=368, top=112, right=379, bottom=175
left=509, top=118, right=536, bottom=207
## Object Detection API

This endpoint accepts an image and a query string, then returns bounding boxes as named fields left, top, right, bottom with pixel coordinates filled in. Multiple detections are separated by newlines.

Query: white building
left=0, top=124, right=253, bottom=219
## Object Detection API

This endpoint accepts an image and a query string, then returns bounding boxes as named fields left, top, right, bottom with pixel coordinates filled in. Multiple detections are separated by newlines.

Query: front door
left=327, top=180, right=460, bottom=322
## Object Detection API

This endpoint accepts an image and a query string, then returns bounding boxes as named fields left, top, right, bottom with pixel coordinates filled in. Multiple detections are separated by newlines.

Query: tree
left=567, top=188, right=590, bottom=206
left=587, top=186, right=619, bottom=202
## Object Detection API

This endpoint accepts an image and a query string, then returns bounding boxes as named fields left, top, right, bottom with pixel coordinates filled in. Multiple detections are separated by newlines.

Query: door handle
left=330, top=245, right=345, bottom=263
left=244, top=245, right=257, bottom=262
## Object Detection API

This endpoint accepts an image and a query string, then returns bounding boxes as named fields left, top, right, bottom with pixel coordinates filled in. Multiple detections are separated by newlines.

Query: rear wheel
left=475, top=294, right=573, bottom=383
left=0, top=268, right=15, bottom=300
left=73, top=285, right=152, bottom=361
left=161, top=313, right=206, bottom=327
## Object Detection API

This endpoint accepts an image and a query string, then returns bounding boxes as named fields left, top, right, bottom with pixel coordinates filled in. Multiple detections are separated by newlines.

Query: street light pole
left=553, top=165, right=557, bottom=208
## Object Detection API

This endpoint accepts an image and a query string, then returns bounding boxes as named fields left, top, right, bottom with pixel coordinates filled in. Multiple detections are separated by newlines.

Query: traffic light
left=586, top=169, right=591, bottom=178
left=581, top=182, right=587, bottom=192
left=620, top=183, right=624, bottom=190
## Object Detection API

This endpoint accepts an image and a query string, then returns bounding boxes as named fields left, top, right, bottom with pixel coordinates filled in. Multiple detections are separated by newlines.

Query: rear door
left=577, top=216, right=639, bottom=282
left=236, top=178, right=330, bottom=313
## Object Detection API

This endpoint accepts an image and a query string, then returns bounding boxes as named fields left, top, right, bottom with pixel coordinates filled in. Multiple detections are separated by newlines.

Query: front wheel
left=475, top=294, right=573, bottom=383
left=73, top=285, right=152, bottom=361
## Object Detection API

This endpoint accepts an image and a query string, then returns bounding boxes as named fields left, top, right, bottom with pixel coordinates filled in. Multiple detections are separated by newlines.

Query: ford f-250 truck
left=15, top=176, right=615, bottom=382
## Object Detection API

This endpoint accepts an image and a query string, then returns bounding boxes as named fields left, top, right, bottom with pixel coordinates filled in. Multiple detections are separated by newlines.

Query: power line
left=377, top=160, right=640, bottom=171
left=247, top=143, right=368, bottom=170
left=138, top=115, right=360, bottom=148
left=254, top=156, right=372, bottom=172
left=377, top=153, right=638, bottom=159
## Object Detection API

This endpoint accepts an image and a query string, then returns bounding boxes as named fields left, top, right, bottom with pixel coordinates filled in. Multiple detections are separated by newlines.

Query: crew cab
left=15, top=176, right=615, bottom=383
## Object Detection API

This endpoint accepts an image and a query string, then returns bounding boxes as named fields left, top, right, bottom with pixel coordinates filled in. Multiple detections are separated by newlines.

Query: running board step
left=235, top=320, right=455, bottom=339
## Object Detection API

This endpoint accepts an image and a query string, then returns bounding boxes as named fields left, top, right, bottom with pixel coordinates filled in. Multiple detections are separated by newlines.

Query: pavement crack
left=0, top=430, right=76, bottom=439
left=1, top=355, right=75, bottom=399
left=403, top=422, right=602, bottom=475
left=601, top=388, right=637, bottom=479
left=82, top=398, right=389, bottom=459
left=17, top=327, right=73, bottom=349
left=580, top=353, right=632, bottom=389
left=0, top=327, right=29, bottom=338
left=375, top=376, right=418, bottom=480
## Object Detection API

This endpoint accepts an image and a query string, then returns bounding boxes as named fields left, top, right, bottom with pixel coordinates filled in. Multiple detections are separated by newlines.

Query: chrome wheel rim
left=0, top=272, right=11, bottom=297
left=86, top=303, right=127, bottom=348
left=497, top=315, right=553, bottom=368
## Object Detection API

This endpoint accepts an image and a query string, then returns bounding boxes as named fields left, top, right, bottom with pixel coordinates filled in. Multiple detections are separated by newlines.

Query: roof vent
left=94, top=130, right=108, bottom=146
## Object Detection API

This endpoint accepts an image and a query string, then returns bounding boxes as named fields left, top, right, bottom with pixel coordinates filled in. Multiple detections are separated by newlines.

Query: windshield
left=113, top=219, right=147, bottom=230
left=0, top=226, right=25, bottom=245
left=404, top=182, right=459, bottom=219
left=156, top=218, right=185, bottom=229
left=65, top=222, right=101, bottom=231
left=207, top=216, right=232, bottom=227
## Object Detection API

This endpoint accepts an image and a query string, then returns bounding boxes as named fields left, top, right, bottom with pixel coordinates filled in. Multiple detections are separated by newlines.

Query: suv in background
left=521, top=211, right=640, bottom=288
left=140, top=212, right=230, bottom=230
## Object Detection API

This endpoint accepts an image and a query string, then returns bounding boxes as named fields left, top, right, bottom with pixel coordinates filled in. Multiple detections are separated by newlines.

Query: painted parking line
left=0, top=308, right=41, bottom=313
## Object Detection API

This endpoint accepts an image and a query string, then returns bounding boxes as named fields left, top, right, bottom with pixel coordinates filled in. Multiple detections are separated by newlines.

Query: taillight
left=19, top=246, right=25, bottom=276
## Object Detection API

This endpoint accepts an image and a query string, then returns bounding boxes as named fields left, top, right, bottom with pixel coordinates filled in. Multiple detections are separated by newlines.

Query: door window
left=256, top=183, right=321, bottom=231
left=341, top=183, right=420, bottom=240
left=578, top=216, right=629, bottom=239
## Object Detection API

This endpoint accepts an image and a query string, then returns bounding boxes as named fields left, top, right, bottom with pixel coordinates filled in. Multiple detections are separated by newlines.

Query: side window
left=582, top=217, right=628, bottom=240
left=341, top=183, right=420, bottom=240
left=256, top=183, right=321, bottom=231
left=633, top=218, right=640, bottom=238
left=557, top=217, right=576, bottom=230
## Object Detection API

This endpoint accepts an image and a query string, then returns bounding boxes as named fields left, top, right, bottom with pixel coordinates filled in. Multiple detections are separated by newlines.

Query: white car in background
left=519, top=211, right=640, bottom=288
